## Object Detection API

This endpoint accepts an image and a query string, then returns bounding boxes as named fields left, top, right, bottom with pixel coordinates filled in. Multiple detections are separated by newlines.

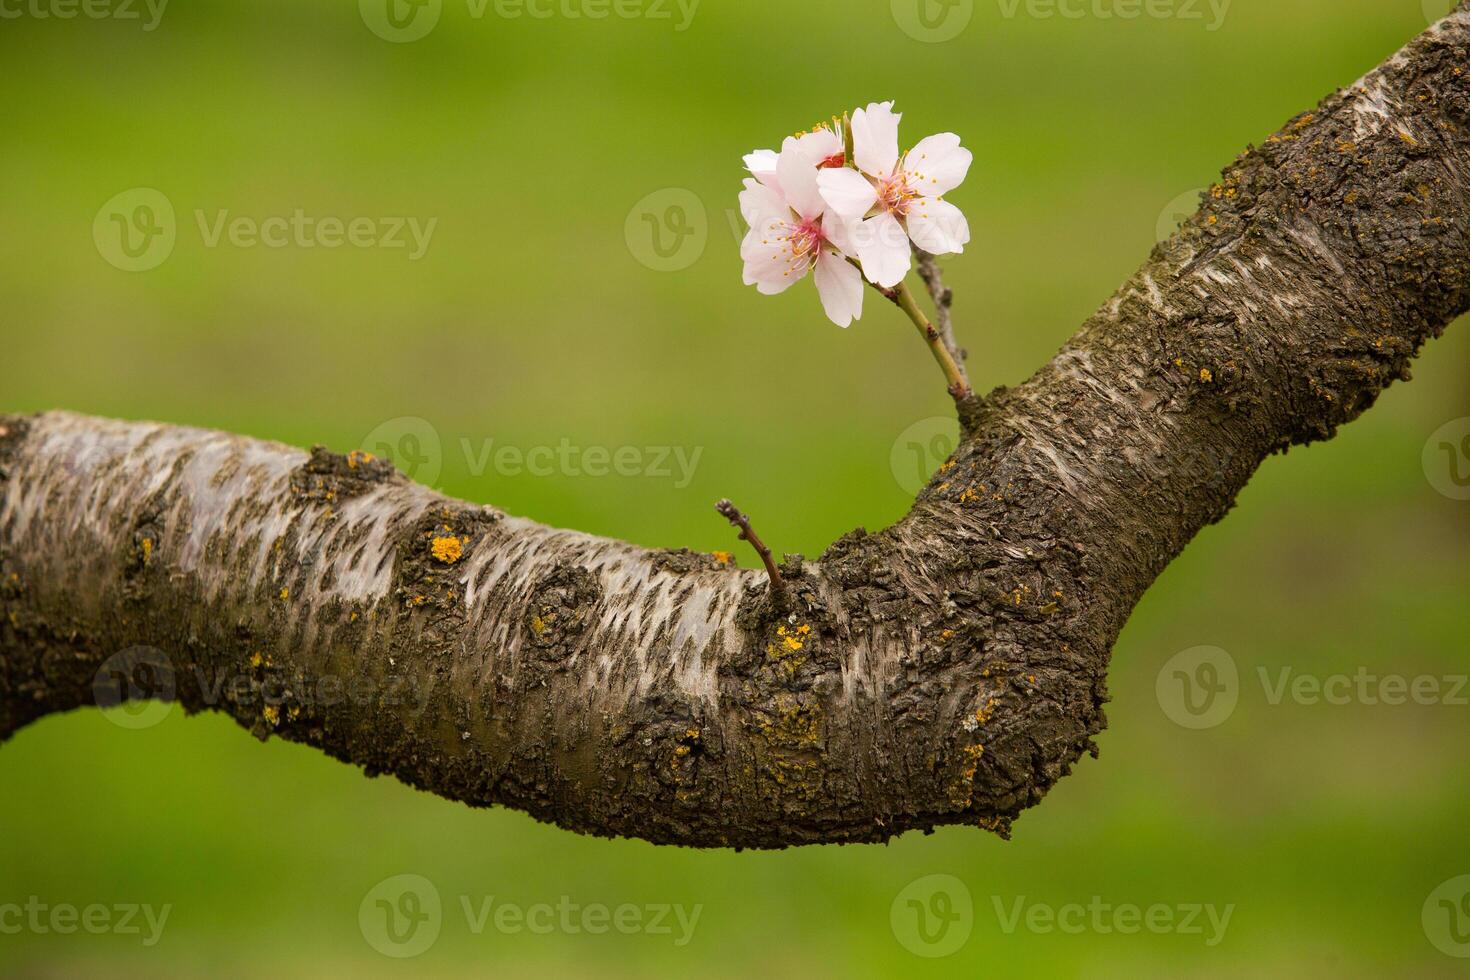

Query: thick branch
left=5, top=10, right=1470, bottom=848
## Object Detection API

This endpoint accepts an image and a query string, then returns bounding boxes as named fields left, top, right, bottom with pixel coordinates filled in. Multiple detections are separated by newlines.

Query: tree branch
left=5, top=9, right=1470, bottom=848
left=913, top=246, right=966, bottom=382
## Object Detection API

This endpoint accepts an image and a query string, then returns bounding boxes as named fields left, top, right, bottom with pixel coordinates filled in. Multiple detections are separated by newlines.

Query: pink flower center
left=876, top=170, right=919, bottom=217
left=788, top=217, right=827, bottom=261
left=818, top=152, right=846, bottom=169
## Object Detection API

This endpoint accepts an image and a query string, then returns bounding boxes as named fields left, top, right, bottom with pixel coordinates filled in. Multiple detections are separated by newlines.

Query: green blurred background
left=3, top=0, right=1470, bottom=975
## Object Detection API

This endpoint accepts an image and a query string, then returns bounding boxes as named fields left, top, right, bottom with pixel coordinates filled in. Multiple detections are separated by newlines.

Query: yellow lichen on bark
left=431, top=535, right=464, bottom=565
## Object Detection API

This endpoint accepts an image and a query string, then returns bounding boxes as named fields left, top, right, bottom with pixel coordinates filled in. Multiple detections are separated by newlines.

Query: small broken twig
left=715, top=499, right=785, bottom=602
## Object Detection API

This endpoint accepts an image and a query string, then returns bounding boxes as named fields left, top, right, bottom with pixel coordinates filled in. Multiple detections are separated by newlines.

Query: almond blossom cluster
left=739, top=101, right=973, bottom=327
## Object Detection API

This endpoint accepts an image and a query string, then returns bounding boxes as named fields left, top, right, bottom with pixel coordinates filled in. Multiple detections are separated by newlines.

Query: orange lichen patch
left=949, top=742, right=988, bottom=808
left=711, top=550, right=733, bottom=565
left=263, top=705, right=280, bottom=727
left=940, top=628, right=956, bottom=643
left=346, top=449, right=375, bottom=469
left=939, top=460, right=956, bottom=472
left=1397, top=130, right=1419, bottom=147
left=974, top=697, right=998, bottom=726
left=776, top=623, right=811, bottom=652
left=140, top=538, right=153, bottom=565
left=685, top=727, right=701, bottom=740
left=430, top=535, right=464, bottom=565
left=530, top=612, right=555, bottom=635
left=958, top=485, right=980, bottom=503
left=976, top=814, right=1009, bottom=835
left=1199, top=367, right=1214, bottom=383
left=248, top=651, right=264, bottom=669
left=1206, top=215, right=1219, bottom=225
left=278, top=587, right=290, bottom=601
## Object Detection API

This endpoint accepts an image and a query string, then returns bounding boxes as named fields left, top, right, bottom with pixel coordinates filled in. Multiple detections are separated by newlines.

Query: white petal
left=820, top=213, right=859, bottom=258
left=775, top=135, right=825, bottom=218
left=813, top=249, right=863, bottom=328
left=743, top=148, right=781, bottom=190
left=816, top=167, right=878, bottom=222
left=854, top=211, right=911, bottom=288
left=851, top=101, right=900, bottom=177
left=796, top=127, right=842, bottom=163
left=906, top=198, right=970, bottom=255
left=741, top=217, right=809, bottom=295
left=738, top=177, right=787, bottom=227
left=903, top=133, right=972, bottom=197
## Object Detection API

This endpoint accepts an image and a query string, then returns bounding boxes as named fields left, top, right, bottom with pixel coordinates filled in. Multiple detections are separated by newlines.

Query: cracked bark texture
left=4, top=10, right=1470, bottom=848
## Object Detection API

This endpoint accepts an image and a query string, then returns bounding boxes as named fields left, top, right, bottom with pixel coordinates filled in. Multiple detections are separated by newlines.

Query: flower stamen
left=876, top=169, right=919, bottom=218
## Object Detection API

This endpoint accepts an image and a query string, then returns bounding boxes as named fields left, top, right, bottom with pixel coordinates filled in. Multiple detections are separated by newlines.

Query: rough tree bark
left=4, top=10, right=1470, bottom=849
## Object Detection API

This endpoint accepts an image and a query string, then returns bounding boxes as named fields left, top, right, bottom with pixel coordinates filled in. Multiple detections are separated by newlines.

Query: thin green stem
left=857, top=271, right=972, bottom=402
